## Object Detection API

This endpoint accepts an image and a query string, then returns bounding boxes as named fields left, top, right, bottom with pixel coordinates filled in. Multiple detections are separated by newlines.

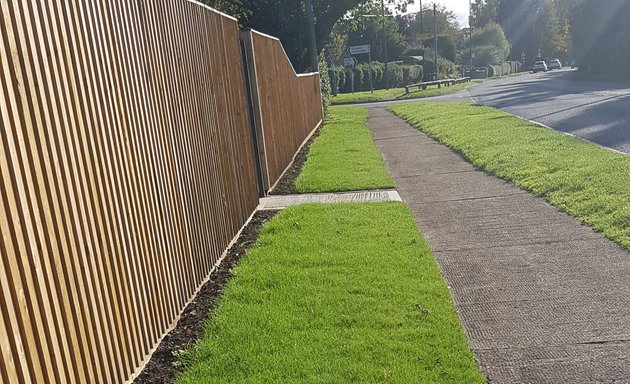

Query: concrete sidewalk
left=368, top=106, right=630, bottom=383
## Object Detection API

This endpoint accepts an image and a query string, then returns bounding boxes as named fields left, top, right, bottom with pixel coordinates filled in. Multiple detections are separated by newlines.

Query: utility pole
left=305, top=0, right=318, bottom=72
left=419, top=0, right=423, bottom=33
left=469, top=0, right=473, bottom=68
left=420, top=0, right=424, bottom=80
left=381, top=0, right=389, bottom=89
left=433, top=3, right=438, bottom=80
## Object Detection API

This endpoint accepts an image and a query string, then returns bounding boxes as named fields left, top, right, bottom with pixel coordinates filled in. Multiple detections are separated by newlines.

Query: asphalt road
left=467, top=69, right=630, bottom=154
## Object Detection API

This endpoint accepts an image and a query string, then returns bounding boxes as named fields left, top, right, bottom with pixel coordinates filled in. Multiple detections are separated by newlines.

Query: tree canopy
left=471, top=0, right=630, bottom=78
left=202, top=0, right=412, bottom=72
left=204, top=0, right=630, bottom=79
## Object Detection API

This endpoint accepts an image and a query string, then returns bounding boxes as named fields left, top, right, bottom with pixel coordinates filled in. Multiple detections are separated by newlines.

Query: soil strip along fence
left=0, top=1, right=322, bottom=383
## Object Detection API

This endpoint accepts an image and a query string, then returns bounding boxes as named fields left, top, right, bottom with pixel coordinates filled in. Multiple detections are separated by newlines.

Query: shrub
left=335, top=67, right=346, bottom=92
left=354, top=64, right=369, bottom=91
left=402, top=65, right=422, bottom=85
left=343, top=68, right=354, bottom=93
left=318, top=54, right=331, bottom=116
left=387, top=61, right=404, bottom=87
left=438, top=58, right=458, bottom=79
left=371, top=61, right=384, bottom=85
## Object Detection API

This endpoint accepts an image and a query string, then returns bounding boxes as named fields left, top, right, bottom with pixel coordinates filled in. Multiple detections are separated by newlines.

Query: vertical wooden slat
left=76, top=0, right=143, bottom=372
left=1, top=1, right=322, bottom=383
left=3, top=3, right=76, bottom=382
left=143, top=0, right=190, bottom=312
left=247, top=30, right=323, bottom=191
left=65, top=1, right=129, bottom=378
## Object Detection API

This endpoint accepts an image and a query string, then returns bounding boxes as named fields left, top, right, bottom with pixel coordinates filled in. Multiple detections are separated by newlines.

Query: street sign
left=343, top=57, right=358, bottom=68
left=417, top=33, right=433, bottom=41
left=347, top=45, right=371, bottom=55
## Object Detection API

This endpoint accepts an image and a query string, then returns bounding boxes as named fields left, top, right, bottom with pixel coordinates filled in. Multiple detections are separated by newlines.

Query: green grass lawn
left=398, top=79, right=484, bottom=100
left=390, top=102, right=630, bottom=250
left=176, top=203, right=485, bottom=384
left=330, top=80, right=485, bottom=105
left=295, top=106, right=394, bottom=193
left=330, top=88, right=405, bottom=105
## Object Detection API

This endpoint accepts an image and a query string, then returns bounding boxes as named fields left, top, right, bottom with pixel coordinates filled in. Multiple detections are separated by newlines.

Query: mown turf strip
left=330, top=81, right=483, bottom=105
left=390, top=102, right=630, bottom=250
left=397, top=80, right=484, bottom=100
left=294, top=106, right=394, bottom=193
left=176, top=203, right=485, bottom=384
left=330, top=88, right=405, bottom=104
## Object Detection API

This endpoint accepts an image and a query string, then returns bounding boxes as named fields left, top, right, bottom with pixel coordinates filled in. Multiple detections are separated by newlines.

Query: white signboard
left=343, top=57, right=358, bottom=68
left=348, top=45, right=371, bottom=55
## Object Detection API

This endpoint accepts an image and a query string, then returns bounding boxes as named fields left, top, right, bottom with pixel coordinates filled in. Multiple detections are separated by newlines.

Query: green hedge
left=336, top=61, right=424, bottom=93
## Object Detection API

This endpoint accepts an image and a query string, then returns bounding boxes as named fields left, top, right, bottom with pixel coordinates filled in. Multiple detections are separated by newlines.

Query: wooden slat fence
left=0, top=1, right=278, bottom=383
left=241, top=30, right=324, bottom=192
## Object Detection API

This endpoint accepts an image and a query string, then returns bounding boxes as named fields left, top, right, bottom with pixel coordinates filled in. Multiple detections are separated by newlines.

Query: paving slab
left=257, top=190, right=401, bottom=210
left=367, top=106, right=630, bottom=383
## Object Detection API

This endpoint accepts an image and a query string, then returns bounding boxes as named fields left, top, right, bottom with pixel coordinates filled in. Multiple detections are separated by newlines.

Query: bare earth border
left=133, top=210, right=276, bottom=384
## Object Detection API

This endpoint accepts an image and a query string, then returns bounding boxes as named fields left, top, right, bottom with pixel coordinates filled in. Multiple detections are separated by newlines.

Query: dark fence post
left=239, top=31, right=269, bottom=196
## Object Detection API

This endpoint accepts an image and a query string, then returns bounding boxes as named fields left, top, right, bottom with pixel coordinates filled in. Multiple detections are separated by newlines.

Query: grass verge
left=330, top=88, right=405, bottom=105
left=330, top=80, right=485, bottom=105
left=295, top=106, right=394, bottom=193
left=176, top=203, right=485, bottom=384
left=398, top=79, right=484, bottom=100
left=390, top=102, right=630, bottom=250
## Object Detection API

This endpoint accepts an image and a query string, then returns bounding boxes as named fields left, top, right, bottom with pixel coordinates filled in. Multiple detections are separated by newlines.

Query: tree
left=471, top=0, right=498, bottom=29
left=536, top=0, right=569, bottom=59
left=463, top=22, right=509, bottom=66
left=201, top=0, right=413, bottom=72
left=570, top=0, right=630, bottom=78
left=331, top=2, right=407, bottom=64
left=396, top=4, right=460, bottom=63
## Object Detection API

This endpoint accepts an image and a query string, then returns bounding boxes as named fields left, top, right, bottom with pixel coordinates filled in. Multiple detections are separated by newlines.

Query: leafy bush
left=371, top=61, right=384, bottom=85
left=334, top=60, right=441, bottom=92
left=318, top=54, right=331, bottom=116
left=487, top=62, right=515, bottom=77
left=335, top=67, right=346, bottom=92
left=342, top=68, right=354, bottom=93
left=387, top=61, right=404, bottom=87
left=402, top=65, right=423, bottom=85
left=438, top=58, right=458, bottom=79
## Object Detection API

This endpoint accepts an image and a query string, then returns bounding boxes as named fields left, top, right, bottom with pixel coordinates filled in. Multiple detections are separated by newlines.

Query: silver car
left=533, top=60, right=548, bottom=73
left=548, top=59, right=562, bottom=70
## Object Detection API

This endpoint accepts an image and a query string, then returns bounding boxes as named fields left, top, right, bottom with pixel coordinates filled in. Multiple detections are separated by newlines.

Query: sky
left=403, top=0, right=471, bottom=28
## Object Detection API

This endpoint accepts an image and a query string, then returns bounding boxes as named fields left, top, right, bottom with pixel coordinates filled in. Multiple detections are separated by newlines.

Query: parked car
left=533, top=60, right=548, bottom=73
left=548, top=59, right=562, bottom=70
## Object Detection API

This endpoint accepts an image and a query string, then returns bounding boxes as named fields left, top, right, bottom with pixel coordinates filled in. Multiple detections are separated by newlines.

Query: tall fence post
left=239, top=30, right=271, bottom=195
left=239, top=32, right=268, bottom=197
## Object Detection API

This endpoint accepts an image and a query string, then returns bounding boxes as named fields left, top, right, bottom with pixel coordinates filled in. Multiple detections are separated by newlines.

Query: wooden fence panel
left=241, top=30, right=324, bottom=192
left=0, top=1, right=259, bottom=383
